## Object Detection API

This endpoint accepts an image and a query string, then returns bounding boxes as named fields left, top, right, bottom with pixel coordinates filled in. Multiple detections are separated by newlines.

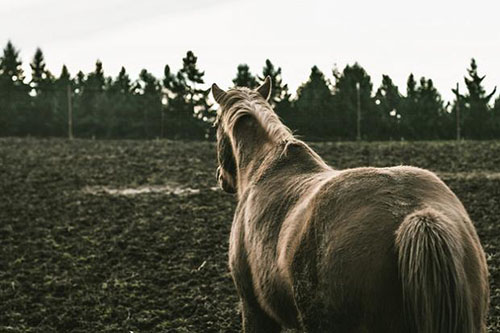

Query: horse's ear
left=256, top=76, right=272, bottom=101
left=212, top=83, right=226, bottom=104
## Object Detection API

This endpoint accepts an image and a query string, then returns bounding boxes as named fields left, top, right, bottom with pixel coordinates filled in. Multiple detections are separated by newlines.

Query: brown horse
left=211, top=77, right=489, bottom=333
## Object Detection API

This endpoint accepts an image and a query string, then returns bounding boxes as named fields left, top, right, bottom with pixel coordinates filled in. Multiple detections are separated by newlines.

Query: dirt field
left=1, top=138, right=499, bottom=332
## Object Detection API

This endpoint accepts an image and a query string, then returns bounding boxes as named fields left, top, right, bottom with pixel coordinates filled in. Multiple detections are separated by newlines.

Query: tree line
left=1, top=40, right=499, bottom=141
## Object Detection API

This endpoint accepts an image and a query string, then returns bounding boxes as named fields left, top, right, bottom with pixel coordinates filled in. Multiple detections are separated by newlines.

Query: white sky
left=1, top=0, right=499, bottom=101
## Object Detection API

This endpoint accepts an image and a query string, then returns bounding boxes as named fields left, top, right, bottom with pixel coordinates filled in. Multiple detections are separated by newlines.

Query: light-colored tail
left=395, top=208, right=473, bottom=333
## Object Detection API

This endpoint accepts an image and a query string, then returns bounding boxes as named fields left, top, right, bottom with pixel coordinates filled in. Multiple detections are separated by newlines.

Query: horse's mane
left=216, top=87, right=294, bottom=144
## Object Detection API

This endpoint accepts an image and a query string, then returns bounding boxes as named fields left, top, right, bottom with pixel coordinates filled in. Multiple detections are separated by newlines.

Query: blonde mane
left=216, top=87, right=294, bottom=144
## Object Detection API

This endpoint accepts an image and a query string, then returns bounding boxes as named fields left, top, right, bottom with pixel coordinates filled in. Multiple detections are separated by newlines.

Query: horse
left=211, top=76, right=489, bottom=333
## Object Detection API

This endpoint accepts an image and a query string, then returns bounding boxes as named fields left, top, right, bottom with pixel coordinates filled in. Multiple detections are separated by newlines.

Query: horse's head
left=211, top=77, right=273, bottom=193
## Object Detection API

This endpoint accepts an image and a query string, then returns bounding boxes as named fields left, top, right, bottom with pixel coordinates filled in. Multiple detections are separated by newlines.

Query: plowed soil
left=1, top=139, right=499, bottom=332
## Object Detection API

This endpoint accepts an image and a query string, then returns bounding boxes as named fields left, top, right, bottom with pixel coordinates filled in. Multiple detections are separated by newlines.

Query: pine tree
left=406, top=73, right=417, bottom=100
left=232, top=64, right=258, bottom=88
left=113, top=67, right=131, bottom=94
left=107, top=67, right=134, bottom=138
left=164, top=51, right=211, bottom=139
left=85, top=60, right=105, bottom=93
left=448, top=83, right=466, bottom=140
left=180, top=51, right=211, bottom=122
left=30, top=48, right=53, bottom=95
left=0, top=41, right=29, bottom=136
left=181, top=51, right=204, bottom=85
left=52, top=65, right=72, bottom=137
left=59, top=65, right=71, bottom=85
left=416, top=78, right=445, bottom=139
left=0, top=41, right=25, bottom=82
left=163, top=64, right=202, bottom=139
left=29, top=48, right=55, bottom=136
left=75, top=71, right=85, bottom=92
left=493, top=96, right=500, bottom=138
left=294, top=66, right=334, bottom=139
left=375, top=75, right=402, bottom=139
left=137, top=69, right=162, bottom=138
left=258, top=59, right=289, bottom=107
left=163, top=64, right=188, bottom=139
left=400, top=75, right=445, bottom=140
left=333, top=63, right=376, bottom=140
left=461, top=58, right=497, bottom=139
left=77, top=60, right=107, bottom=137
left=399, top=74, right=418, bottom=139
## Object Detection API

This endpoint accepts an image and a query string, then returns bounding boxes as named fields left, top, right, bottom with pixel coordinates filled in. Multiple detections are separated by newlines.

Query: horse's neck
left=234, top=140, right=272, bottom=194
left=229, top=112, right=329, bottom=194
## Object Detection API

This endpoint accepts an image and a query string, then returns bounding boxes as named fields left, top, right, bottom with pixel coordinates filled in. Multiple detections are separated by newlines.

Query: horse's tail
left=395, top=207, right=474, bottom=333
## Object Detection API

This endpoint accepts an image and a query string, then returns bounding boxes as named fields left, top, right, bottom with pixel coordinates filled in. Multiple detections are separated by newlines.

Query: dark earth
left=1, top=138, right=499, bottom=332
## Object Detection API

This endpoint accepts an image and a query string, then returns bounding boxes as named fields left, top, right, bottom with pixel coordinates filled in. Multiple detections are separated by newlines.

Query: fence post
left=67, top=84, right=73, bottom=140
left=455, top=83, right=461, bottom=141
left=356, top=82, right=361, bottom=141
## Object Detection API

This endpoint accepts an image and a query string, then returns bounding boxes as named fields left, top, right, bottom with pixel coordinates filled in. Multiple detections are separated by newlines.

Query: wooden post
left=456, top=83, right=461, bottom=141
left=356, top=82, right=361, bottom=141
left=67, top=84, right=73, bottom=140
left=161, top=108, right=165, bottom=139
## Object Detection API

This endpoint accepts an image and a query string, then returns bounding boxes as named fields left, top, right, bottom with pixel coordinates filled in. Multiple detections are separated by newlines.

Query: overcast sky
left=1, top=0, right=499, bottom=101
